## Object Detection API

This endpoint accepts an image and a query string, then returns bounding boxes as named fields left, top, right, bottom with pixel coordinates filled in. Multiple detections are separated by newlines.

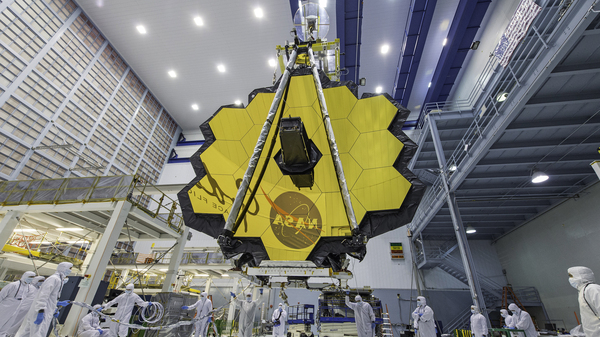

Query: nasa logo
left=268, top=192, right=322, bottom=249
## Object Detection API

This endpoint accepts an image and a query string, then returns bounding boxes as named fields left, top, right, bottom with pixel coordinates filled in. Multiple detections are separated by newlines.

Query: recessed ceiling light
left=217, top=64, right=226, bottom=73
left=496, top=92, right=508, bottom=102
left=168, top=70, right=177, bottom=78
left=56, top=228, right=83, bottom=231
left=428, top=82, right=432, bottom=88
left=375, top=86, right=382, bottom=94
left=466, top=226, right=476, bottom=234
left=234, top=100, right=242, bottom=106
left=442, top=38, right=447, bottom=46
left=254, top=8, right=264, bottom=18
left=320, top=0, right=327, bottom=7
left=136, top=25, right=146, bottom=34
left=268, top=59, right=277, bottom=67
left=222, top=273, right=229, bottom=277
left=194, top=17, right=204, bottom=26
left=380, top=44, right=390, bottom=54
left=191, top=104, right=199, bottom=111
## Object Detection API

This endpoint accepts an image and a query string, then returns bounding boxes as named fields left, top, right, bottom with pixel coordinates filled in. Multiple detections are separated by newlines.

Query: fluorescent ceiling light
left=194, top=17, right=204, bottom=26
left=221, top=273, right=229, bottom=277
left=448, top=164, right=457, bottom=172
left=466, top=226, right=476, bottom=234
left=14, top=229, right=39, bottom=233
left=380, top=44, right=390, bottom=54
left=56, top=228, right=83, bottom=231
left=168, top=70, right=177, bottom=78
left=217, top=64, right=226, bottom=73
left=254, top=8, right=264, bottom=18
left=268, top=59, right=277, bottom=67
left=136, top=25, right=146, bottom=34
left=375, top=86, right=382, bottom=94
left=531, top=170, right=549, bottom=183
left=428, top=82, right=432, bottom=88
left=442, top=38, right=447, bottom=46
left=159, top=269, right=168, bottom=272
left=234, top=100, right=242, bottom=106
left=320, top=0, right=327, bottom=7
left=195, top=273, right=209, bottom=277
left=192, top=104, right=199, bottom=111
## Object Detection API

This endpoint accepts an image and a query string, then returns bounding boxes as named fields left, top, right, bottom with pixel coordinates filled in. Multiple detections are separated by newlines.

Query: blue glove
left=230, top=292, right=236, bottom=298
left=53, top=309, right=60, bottom=318
left=97, top=329, right=104, bottom=335
left=345, top=291, right=350, bottom=295
left=34, top=312, right=44, bottom=325
left=509, top=327, right=516, bottom=330
left=259, top=288, right=263, bottom=295
left=208, top=317, right=212, bottom=323
left=147, top=302, right=152, bottom=306
left=372, top=323, right=376, bottom=330
left=182, top=306, right=189, bottom=310
left=57, top=300, right=70, bottom=307
left=419, top=313, right=423, bottom=317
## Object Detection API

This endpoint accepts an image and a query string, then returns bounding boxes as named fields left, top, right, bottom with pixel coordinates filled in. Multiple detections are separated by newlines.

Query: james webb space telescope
left=178, top=3, right=424, bottom=287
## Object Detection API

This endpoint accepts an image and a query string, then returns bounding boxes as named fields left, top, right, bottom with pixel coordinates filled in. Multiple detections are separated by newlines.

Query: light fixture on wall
left=531, top=169, right=549, bottom=183
left=466, top=226, right=476, bottom=234
left=496, top=92, right=508, bottom=102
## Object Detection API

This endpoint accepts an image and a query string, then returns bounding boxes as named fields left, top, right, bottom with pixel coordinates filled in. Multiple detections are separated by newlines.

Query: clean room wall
left=495, top=182, right=600, bottom=330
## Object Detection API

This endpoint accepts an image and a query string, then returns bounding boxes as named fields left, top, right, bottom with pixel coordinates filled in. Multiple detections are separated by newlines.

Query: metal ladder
left=382, top=305, right=393, bottom=337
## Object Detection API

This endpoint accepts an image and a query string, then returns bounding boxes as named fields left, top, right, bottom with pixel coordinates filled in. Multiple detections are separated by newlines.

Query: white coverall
left=104, top=289, right=149, bottom=337
left=508, top=304, right=537, bottom=337
left=412, top=296, right=435, bottom=337
left=16, top=262, right=73, bottom=337
left=346, top=295, right=375, bottom=337
left=569, top=266, right=600, bottom=337
left=78, top=306, right=110, bottom=337
left=470, top=307, right=487, bottom=337
left=0, top=272, right=36, bottom=337
left=271, top=304, right=287, bottom=337
left=234, top=295, right=260, bottom=337
left=500, top=309, right=514, bottom=328
left=189, top=295, right=213, bottom=337
left=5, top=277, right=45, bottom=337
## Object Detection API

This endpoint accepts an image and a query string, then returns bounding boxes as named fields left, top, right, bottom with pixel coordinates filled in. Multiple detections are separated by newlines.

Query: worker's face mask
left=126, top=289, right=133, bottom=294
left=417, top=300, right=422, bottom=306
left=24, top=277, right=34, bottom=284
left=501, top=313, right=507, bottom=318
left=471, top=309, right=476, bottom=314
left=569, top=277, right=579, bottom=289
left=64, top=268, right=72, bottom=277
left=246, top=296, right=252, bottom=302
left=511, top=310, right=517, bottom=314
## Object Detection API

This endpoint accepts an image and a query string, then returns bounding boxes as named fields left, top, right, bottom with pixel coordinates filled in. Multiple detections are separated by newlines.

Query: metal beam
left=464, top=168, right=594, bottom=180
left=336, top=0, right=364, bottom=83
left=489, top=137, right=600, bottom=151
left=0, top=202, right=117, bottom=213
left=128, top=207, right=180, bottom=238
left=549, top=62, right=600, bottom=77
left=525, top=92, right=600, bottom=107
left=475, top=153, right=598, bottom=167
left=428, top=118, right=488, bottom=318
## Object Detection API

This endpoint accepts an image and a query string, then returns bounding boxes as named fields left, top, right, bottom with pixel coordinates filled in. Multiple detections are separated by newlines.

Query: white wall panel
left=495, top=182, right=600, bottom=329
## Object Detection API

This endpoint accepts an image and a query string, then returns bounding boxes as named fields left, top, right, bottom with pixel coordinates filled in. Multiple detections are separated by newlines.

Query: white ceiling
left=77, top=0, right=458, bottom=132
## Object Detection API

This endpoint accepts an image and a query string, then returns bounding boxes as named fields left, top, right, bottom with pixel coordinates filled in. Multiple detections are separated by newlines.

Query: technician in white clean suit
left=470, top=306, right=487, bottom=337
left=16, top=262, right=72, bottom=337
left=272, top=303, right=287, bottom=337
left=78, top=304, right=110, bottom=337
left=345, top=292, right=375, bottom=337
left=412, top=296, right=435, bottom=337
left=3, top=275, right=46, bottom=337
left=569, top=266, right=600, bottom=337
left=0, top=271, right=36, bottom=337
left=104, top=283, right=151, bottom=337
left=182, top=291, right=213, bottom=337
left=508, top=303, right=537, bottom=337
left=500, top=309, right=514, bottom=328
left=231, top=292, right=260, bottom=337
